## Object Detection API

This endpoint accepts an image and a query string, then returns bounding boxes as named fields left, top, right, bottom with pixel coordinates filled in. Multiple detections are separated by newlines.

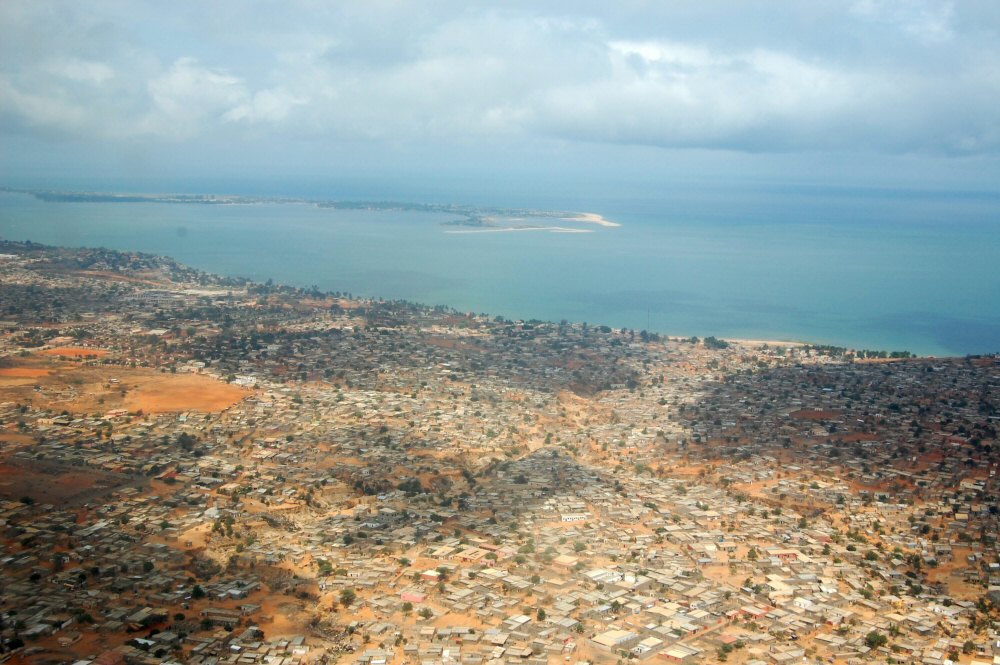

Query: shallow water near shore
left=1, top=186, right=998, bottom=357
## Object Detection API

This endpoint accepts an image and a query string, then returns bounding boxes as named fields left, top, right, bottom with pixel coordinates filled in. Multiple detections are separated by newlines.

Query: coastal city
left=1, top=240, right=998, bottom=665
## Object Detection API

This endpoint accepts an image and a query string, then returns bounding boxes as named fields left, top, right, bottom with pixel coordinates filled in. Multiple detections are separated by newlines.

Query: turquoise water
left=1, top=188, right=998, bottom=356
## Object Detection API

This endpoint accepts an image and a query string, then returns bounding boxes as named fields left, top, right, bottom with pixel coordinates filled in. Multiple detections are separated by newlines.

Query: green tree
left=865, top=631, right=887, bottom=649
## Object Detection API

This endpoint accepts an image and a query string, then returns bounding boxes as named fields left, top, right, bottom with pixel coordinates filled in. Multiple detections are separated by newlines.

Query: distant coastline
left=1, top=187, right=621, bottom=234
left=444, top=226, right=593, bottom=234
left=2, top=186, right=996, bottom=357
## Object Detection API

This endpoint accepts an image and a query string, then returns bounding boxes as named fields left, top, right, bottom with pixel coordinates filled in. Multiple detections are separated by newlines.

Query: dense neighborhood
left=1, top=241, right=999, bottom=665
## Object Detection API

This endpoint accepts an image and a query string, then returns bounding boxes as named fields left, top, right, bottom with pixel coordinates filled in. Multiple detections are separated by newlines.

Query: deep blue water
left=1, top=187, right=998, bottom=357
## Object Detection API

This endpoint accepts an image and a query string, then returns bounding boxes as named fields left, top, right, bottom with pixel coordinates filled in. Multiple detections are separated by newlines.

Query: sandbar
left=562, top=212, right=621, bottom=228
left=444, top=227, right=592, bottom=234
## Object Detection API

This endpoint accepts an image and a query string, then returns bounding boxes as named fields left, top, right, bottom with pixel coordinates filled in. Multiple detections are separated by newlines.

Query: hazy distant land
left=4, top=187, right=620, bottom=234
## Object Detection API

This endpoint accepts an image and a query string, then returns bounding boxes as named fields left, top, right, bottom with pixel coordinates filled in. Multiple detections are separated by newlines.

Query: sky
left=2, top=1, right=1000, bottom=200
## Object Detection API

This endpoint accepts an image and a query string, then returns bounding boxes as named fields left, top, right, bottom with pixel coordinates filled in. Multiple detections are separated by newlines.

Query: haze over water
left=2, top=185, right=997, bottom=358
left=3, top=4, right=1000, bottom=358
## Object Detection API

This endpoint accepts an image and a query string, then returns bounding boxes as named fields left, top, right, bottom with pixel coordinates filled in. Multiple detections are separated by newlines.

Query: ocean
left=1, top=186, right=998, bottom=357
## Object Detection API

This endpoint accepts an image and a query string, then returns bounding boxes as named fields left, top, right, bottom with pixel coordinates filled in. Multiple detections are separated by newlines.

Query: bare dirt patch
left=0, top=432, right=35, bottom=444
left=258, top=597, right=313, bottom=637
left=38, top=346, right=111, bottom=358
left=63, top=269, right=167, bottom=287
left=0, top=358, right=249, bottom=414
left=0, top=367, right=52, bottom=378
left=0, top=459, right=145, bottom=506
left=121, top=373, right=249, bottom=413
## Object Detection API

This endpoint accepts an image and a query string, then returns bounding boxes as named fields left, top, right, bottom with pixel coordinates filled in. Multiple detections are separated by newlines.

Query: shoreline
left=1, top=190, right=978, bottom=357
left=0, top=233, right=949, bottom=358
left=728, top=338, right=808, bottom=348
left=0, top=236, right=945, bottom=358
left=6, top=188, right=624, bottom=233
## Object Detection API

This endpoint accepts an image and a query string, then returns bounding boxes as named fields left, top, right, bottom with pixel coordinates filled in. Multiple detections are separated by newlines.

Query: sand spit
left=444, top=226, right=592, bottom=234
left=562, top=212, right=621, bottom=227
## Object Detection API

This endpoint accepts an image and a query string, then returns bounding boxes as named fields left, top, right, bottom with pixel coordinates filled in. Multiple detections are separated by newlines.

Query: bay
left=1, top=187, right=998, bottom=357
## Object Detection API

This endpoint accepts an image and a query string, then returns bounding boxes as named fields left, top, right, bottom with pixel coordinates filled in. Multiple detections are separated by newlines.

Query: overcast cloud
left=2, top=1, right=999, bottom=191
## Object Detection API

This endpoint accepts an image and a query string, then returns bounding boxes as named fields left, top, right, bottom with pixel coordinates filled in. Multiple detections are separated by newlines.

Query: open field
left=121, top=372, right=250, bottom=413
left=0, top=458, right=145, bottom=506
left=38, top=346, right=111, bottom=358
left=0, top=367, right=52, bottom=378
left=0, top=355, right=250, bottom=414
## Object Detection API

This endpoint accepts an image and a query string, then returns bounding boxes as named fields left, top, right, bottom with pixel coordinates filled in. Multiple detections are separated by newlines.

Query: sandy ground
left=0, top=355, right=249, bottom=414
left=0, top=459, right=144, bottom=506
left=20, top=631, right=112, bottom=665
left=0, top=367, right=52, bottom=378
left=0, top=432, right=35, bottom=445
left=38, top=346, right=111, bottom=358
left=121, top=373, right=249, bottom=413
left=172, top=522, right=214, bottom=550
